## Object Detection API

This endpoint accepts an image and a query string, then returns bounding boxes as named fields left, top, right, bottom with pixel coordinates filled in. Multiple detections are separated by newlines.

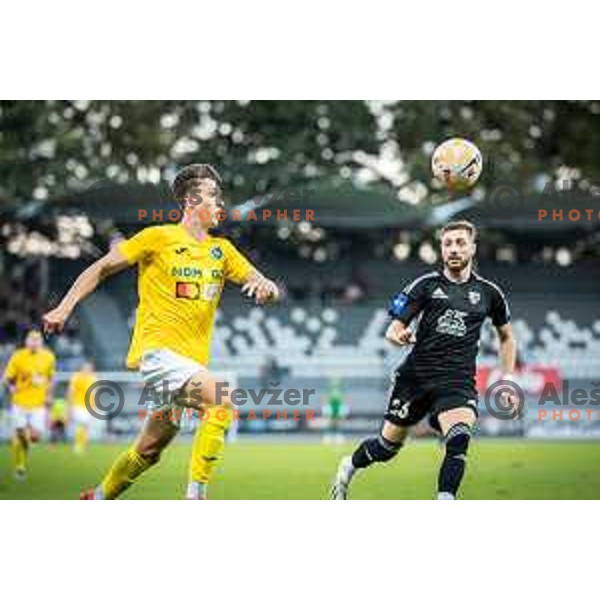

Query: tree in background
left=1, top=100, right=599, bottom=211
left=0, top=101, right=378, bottom=208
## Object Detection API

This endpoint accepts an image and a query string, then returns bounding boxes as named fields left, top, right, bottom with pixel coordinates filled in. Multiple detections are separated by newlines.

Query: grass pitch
left=1, top=438, right=600, bottom=499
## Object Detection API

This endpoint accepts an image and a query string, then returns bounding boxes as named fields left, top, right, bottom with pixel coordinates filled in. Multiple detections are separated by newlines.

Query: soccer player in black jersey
left=331, top=220, right=517, bottom=500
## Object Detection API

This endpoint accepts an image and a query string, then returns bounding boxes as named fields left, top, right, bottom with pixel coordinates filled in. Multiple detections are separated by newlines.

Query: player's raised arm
left=241, top=270, right=280, bottom=304
left=42, top=245, right=130, bottom=334
left=222, top=238, right=280, bottom=304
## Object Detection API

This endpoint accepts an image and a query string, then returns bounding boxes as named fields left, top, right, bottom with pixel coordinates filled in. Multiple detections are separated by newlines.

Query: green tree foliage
left=386, top=100, right=600, bottom=194
left=0, top=100, right=379, bottom=208
left=1, top=100, right=599, bottom=210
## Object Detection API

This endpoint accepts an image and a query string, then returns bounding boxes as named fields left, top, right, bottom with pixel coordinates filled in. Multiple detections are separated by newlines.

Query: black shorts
left=384, top=370, right=478, bottom=431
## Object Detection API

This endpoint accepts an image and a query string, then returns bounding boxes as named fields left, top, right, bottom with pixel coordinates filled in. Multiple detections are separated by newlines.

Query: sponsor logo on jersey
left=431, top=287, right=449, bottom=299
left=210, top=246, right=224, bottom=260
left=389, top=398, right=410, bottom=420
left=175, top=247, right=189, bottom=255
left=171, top=266, right=202, bottom=278
left=176, top=281, right=201, bottom=299
left=436, top=308, right=467, bottom=337
left=203, top=283, right=221, bottom=301
left=468, top=290, right=481, bottom=305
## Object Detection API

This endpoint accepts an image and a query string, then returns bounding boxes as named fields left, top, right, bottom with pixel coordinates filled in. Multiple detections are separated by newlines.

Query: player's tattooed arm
left=496, top=323, right=519, bottom=417
left=496, top=323, right=516, bottom=376
left=385, top=320, right=416, bottom=346
left=42, top=247, right=130, bottom=333
left=241, top=270, right=280, bottom=304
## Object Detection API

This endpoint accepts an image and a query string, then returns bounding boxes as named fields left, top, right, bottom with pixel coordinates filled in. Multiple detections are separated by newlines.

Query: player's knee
left=138, top=447, right=162, bottom=465
left=366, top=434, right=403, bottom=463
left=444, top=423, right=472, bottom=459
left=136, top=437, right=167, bottom=463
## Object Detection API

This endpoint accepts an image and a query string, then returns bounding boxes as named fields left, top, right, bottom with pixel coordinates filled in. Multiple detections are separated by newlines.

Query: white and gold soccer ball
left=431, top=138, right=482, bottom=191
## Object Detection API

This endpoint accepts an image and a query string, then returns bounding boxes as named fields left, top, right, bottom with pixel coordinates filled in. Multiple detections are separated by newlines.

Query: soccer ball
left=431, top=138, right=482, bottom=191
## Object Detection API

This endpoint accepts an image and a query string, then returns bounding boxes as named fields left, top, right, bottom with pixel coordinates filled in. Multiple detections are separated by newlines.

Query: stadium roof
left=447, top=190, right=600, bottom=242
left=7, top=182, right=598, bottom=241
left=247, top=182, right=427, bottom=229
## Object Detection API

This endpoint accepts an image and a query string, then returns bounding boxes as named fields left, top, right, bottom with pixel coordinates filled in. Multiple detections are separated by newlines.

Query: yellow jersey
left=3, top=347, right=56, bottom=409
left=118, top=224, right=254, bottom=369
left=68, top=371, right=97, bottom=408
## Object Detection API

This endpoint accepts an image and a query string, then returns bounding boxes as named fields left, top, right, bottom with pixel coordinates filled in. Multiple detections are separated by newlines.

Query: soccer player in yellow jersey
left=2, top=329, right=56, bottom=479
left=68, top=361, right=97, bottom=454
left=43, top=164, right=279, bottom=499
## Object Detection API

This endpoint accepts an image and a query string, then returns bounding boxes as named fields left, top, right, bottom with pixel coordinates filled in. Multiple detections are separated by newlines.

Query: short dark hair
left=440, top=220, right=477, bottom=241
left=171, top=164, right=222, bottom=202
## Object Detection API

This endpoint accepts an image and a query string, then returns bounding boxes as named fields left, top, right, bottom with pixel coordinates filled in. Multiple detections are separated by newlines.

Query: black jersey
left=388, top=270, right=510, bottom=391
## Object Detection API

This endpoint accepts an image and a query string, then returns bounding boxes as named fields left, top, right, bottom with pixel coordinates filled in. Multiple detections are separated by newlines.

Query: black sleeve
left=489, top=284, right=511, bottom=327
left=388, top=277, right=430, bottom=325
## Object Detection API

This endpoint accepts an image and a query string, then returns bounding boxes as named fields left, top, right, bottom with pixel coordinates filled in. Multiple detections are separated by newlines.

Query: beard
left=444, top=255, right=471, bottom=272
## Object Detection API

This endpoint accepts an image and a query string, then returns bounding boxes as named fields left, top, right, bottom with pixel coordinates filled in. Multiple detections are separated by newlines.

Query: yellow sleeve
left=3, top=353, right=19, bottom=381
left=118, top=227, right=161, bottom=265
left=47, top=353, right=56, bottom=379
left=223, top=239, right=255, bottom=285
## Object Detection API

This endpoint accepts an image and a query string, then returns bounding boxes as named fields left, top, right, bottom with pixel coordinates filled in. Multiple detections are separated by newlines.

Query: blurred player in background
left=67, top=361, right=96, bottom=453
left=2, top=329, right=56, bottom=479
left=49, top=396, right=67, bottom=444
left=43, top=164, right=279, bottom=499
left=331, top=221, right=517, bottom=500
left=322, top=377, right=349, bottom=444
